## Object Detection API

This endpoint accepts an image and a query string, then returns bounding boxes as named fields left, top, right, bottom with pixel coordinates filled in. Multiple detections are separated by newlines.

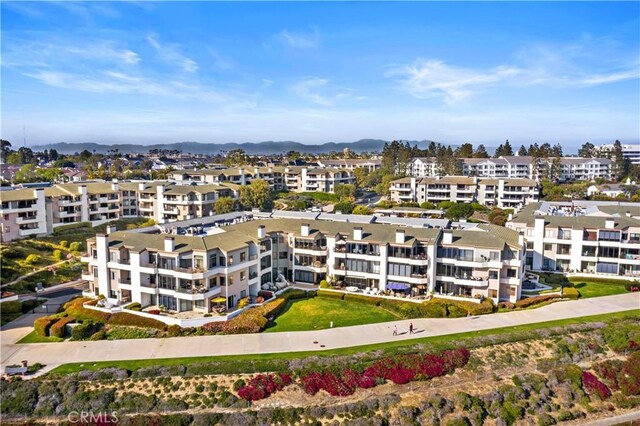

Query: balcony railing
left=176, top=286, right=209, bottom=294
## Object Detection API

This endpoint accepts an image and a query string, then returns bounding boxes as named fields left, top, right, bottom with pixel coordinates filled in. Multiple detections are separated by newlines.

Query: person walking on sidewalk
left=393, top=325, right=398, bottom=336
left=409, top=322, right=414, bottom=334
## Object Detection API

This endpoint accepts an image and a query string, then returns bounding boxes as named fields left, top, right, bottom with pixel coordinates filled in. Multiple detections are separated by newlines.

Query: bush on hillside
left=109, top=312, right=167, bottom=330
left=319, top=280, right=330, bottom=289
left=34, top=316, right=59, bottom=337
left=71, top=321, right=102, bottom=340
left=49, top=316, right=76, bottom=338
left=514, top=294, right=562, bottom=309
left=562, top=287, right=580, bottom=299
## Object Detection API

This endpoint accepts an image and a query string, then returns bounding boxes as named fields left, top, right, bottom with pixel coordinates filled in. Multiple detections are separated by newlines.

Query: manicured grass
left=265, top=297, right=400, bottom=332
left=17, top=330, right=63, bottom=344
left=47, top=309, right=639, bottom=376
left=570, top=281, right=630, bottom=298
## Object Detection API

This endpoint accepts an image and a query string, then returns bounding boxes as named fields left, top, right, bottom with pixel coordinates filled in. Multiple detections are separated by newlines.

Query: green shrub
left=68, top=242, right=82, bottom=252
left=58, top=240, right=68, bottom=248
left=109, top=312, right=167, bottom=330
left=90, top=330, right=107, bottom=340
left=319, top=280, right=329, bottom=289
left=1, top=301, right=22, bottom=314
left=53, top=222, right=91, bottom=234
left=63, top=297, right=110, bottom=323
left=562, top=287, right=580, bottom=299
left=420, top=299, right=448, bottom=318
left=446, top=303, right=468, bottom=318
left=107, top=326, right=161, bottom=340
left=344, top=293, right=382, bottom=306
left=50, top=316, right=76, bottom=338
left=52, top=250, right=63, bottom=261
left=317, top=289, right=345, bottom=300
left=34, top=316, right=59, bottom=337
left=25, top=254, right=41, bottom=265
left=71, top=321, right=101, bottom=340
left=515, top=294, right=562, bottom=309
left=167, top=325, right=182, bottom=337
left=125, top=302, right=142, bottom=310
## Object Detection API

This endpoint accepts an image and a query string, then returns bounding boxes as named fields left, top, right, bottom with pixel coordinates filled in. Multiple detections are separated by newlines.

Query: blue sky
left=1, top=1, right=639, bottom=150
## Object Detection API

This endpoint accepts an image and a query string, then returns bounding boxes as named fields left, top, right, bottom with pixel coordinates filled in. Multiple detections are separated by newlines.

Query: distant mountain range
left=32, top=139, right=442, bottom=155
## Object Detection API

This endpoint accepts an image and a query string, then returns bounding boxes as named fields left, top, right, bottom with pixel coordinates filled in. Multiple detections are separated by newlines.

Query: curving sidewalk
left=1, top=293, right=638, bottom=370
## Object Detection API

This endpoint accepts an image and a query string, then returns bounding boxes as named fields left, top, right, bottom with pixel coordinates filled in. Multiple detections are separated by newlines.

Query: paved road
left=1, top=293, right=638, bottom=370
left=584, top=410, right=640, bottom=425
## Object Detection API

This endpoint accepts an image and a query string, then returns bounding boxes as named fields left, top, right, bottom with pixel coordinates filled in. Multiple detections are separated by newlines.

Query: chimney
left=442, top=229, right=453, bottom=245
left=353, top=227, right=363, bottom=241
left=605, top=219, right=615, bottom=229
left=395, top=229, right=405, bottom=244
left=106, top=225, right=117, bottom=235
left=138, top=183, right=145, bottom=191
left=257, top=225, right=266, bottom=239
left=111, top=181, right=119, bottom=191
left=626, top=212, right=631, bottom=217
left=301, top=223, right=310, bottom=237
left=507, top=213, right=513, bottom=221
left=164, top=236, right=175, bottom=252
left=268, top=167, right=273, bottom=173
left=518, top=231, right=525, bottom=247
left=254, top=167, right=260, bottom=176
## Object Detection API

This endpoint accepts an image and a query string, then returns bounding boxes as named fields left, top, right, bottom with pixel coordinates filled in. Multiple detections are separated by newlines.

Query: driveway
left=1, top=293, right=637, bottom=371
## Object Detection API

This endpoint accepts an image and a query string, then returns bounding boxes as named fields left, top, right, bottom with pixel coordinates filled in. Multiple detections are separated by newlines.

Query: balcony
left=453, top=276, right=489, bottom=287
left=16, top=215, right=39, bottom=224
left=118, top=258, right=130, bottom=265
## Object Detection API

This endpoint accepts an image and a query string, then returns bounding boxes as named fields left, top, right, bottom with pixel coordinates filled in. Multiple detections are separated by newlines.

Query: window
left=294, top=270, right=314, bottom=283
left=388, top=263, right=411, bottom=277
left=240, top=252, right=246, bottom=262
left=240, top=290, right=246, bottom=298
left=544, top=243, right=553, bottom=251
left=596, top=262, right=618, bottom=274
left=544, top=229, right=554, bottom=238
left=599, top=247, right=619, bottom=258
left=240, top=271, right=246, bottom=281
left=490, top=289, right=497, bottom=298
left=507, top=268, right=517, bottom=278
left=279, top=251, right=288, bottom=259
left=195, top=300, right=204, bottom=308
left=229, top=276, right=234, bottom=286
left=599, top=230, right=620, bottom=242
left=526, top=229, right=534, bottom=237
left=510, top=286, right=516, bottom=297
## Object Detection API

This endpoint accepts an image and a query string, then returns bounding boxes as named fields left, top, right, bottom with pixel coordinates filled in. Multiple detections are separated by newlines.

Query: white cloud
left=276, top=29, right=320, bottom=49
left=291, top=77, right=351, bottom=106
left=146, top=35, right=198, bottom=73
left=578, top=69, right=639, bottom=86
left=388, top=60, right=521, bottom=104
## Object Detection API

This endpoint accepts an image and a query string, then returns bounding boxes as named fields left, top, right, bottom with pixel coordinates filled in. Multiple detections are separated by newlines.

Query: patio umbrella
left=211, top=297, right=226, bottom=303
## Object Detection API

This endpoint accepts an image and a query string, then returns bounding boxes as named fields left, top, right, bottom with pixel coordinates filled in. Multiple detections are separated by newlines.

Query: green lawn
left=265, top=297, right=400, bottom=332
left=570, top=280, right=630, bottom=299
left=47, top=309, right=639, bottom=376
left=17, top=330, right=63, bottom=344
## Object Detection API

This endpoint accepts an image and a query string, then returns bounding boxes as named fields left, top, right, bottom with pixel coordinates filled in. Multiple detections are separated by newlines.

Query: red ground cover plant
left=236, top=373, right=292, bottom=401
left=582, top=371, right=611, bottom=400
left=237, top=347, right=471, bottom=401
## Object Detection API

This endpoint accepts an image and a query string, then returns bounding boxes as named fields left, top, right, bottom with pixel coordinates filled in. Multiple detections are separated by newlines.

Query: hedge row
left=52, top=222, right=92, bottom=234
left=34, top=316, right=60, bottom=337
left=514, top=294, right=562, bottom=309
left=109, top=312, right=167, bottom=330
left=71, top=321, right=103, bottom=340
left=50, top=316, right=76, bottom=338
left=318, top=290, right=495, bottom=318
left=562, top=287, right=580, bottom=299
left=62, top=297, right=111, bottom=323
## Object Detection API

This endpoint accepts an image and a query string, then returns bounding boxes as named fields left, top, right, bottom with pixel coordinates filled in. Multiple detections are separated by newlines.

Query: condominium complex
left=595, top=143, right=640, bottom=165
left=81, top=212, right=526, bottom=314
left=410, top=156, right=612, bottom=181
left=389, top=176, right=540, bottom=209
left=0, top=181, right=239, bottom=241
left=316, top=159, right=382, bottom=172
left=507, top=201, right=640, bottom=278
left=169, top=166, right=355, bottom=193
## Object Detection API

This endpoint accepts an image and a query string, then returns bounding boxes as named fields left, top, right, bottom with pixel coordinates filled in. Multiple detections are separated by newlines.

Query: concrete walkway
left=1, top=293, right=638, bottom=370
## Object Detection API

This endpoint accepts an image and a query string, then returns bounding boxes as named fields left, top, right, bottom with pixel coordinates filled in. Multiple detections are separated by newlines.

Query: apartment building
left=507, top=201, right=640, bottom=278
left=415, top=156, right=615, bottom=181
left=411, top=158, right=439, bottom=177
left=596, top=143, right=640, bottom=165
left=82, top=214, right=526, bottom=314
left=389, top=176, right=540, bottom=209
left=170, top=166, right=355, bottom=193
left=316, top=159, right=382, bottom=172
left=0, top=188, right=47, bottom=242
